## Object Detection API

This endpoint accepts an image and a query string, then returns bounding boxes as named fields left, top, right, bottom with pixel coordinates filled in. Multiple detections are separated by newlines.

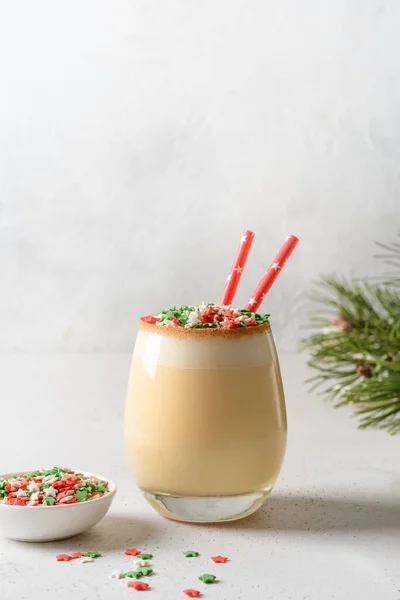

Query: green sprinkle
left=42, top=496, right=56, bottom=506
left=42, top=483, right=51, bottom=489
left=75, top=489, right=89, bottom=502
left=0, top=490, right=7, bottom=498
left=198, top=574, right=216, bottom=584
left=94, top=482, right=108, bottom=493
left=125, top=571, right=142, bottom=579
left=0, top=480, right=6, bottom=490
left=137, top=553, right=153, bottom=560
left=84, top=551, right=102, bottom=558
left=23, top=471, right=40, bottom=478
left=135, top=567, right=153, bottom=577
left=183, top=551, right=199, bottom=558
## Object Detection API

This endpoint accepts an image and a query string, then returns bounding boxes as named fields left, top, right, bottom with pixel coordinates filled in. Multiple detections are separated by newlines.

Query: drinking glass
left=125, top=320, right=287, bottom=523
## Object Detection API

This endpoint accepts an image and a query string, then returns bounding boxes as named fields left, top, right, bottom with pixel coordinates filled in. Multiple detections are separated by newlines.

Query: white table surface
left=0, top=354, right=399, bottom=600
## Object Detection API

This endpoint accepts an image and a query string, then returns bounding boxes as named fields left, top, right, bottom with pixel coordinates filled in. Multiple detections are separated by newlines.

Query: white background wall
left=1, top=0, right=399, bottom=353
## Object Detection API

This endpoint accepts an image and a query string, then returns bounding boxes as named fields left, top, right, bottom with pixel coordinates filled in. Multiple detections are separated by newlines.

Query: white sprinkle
left=77, top=556, right=93, bottom=563
left=43, top=475, right=58, bottom=485
left=8, top=479, right=21, bottom=488
left=43, top=486, right=57, bottom=497
left=27, top=481, right=41, bottom=493
left=59, top=493, right=75, bottom=503
left=134, top=559, right=149, bottom=567
left=15, top=488, right=27, bottom=498
left=110, top=571, right=125, bottom=579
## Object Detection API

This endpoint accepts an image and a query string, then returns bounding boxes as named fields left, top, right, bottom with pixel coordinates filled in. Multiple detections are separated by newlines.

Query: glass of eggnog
left=125, top=303, right=287, bottom=523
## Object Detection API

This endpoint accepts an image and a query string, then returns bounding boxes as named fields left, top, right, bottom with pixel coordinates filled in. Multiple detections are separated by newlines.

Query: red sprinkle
left=211, top=555, right=228, bottom=563
left=169, top=316, right=182, bottom=327
left=71, top=552, right=85, bottom=559
left=64, top=498, right=79, bottom=504
left=56, top=554, right=72, bottom=562
left=128, top=581, right=149, bottom=591
left=183, top=590, right=201, bottom=597
left=141, top=316, right=160, bottom=324
left=222, top=321, right=237, bottom=329
left=125, top=548, right=141, bottom=556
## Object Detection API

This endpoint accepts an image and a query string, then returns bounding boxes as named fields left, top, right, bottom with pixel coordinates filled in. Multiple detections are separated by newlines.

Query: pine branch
left=302, top=237, right=400, bottom=434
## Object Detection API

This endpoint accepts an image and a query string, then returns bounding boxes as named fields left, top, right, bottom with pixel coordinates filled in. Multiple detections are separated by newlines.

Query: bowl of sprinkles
left=0, top=467, right=116, bottom=542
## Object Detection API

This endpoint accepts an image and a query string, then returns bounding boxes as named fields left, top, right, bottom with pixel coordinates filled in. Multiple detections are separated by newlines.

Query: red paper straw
left=219, top=229, right=255, bottom=306
left=245, top=234, right=299, bottom=311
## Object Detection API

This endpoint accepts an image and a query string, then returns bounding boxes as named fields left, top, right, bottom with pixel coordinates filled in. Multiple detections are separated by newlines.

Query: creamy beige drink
left=125, top=313, right=287, bottom=522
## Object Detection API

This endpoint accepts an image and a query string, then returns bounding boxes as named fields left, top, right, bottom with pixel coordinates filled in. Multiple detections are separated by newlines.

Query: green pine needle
left=302, top=238, right=400, bottom=434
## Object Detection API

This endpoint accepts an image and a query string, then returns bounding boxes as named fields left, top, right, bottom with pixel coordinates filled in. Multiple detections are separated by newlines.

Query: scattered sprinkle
left=183, top=551, right=199, bottom=558
left=134, top=559, right=149, bottom=568
left=84, top=551, right=102, bottom=558
left=56, top=554, right=72, bottom=562
left=198, top=574, right=216, bottom=584
left=183, top=590, right=201, bottom=597
left=127, top=581, right=149, bottom=591
left=211, top=555, right=228, bottom=563
left=110, top=571, right=125, bottom=579
left=125, top=571, right=142, bottom=579
left=136, top=567, right=153, bottom=577
left=141, top=303, right=270, bottom=329
left=137, top=554, right=153, bottom=560
left=125, top=548, right=141, bottom=556
left=77, top=556, right=93, bottom=564
left=71, top=552, right=85, bottom=559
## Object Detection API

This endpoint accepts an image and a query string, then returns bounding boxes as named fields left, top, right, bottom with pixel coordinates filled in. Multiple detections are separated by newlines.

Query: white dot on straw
left=227, top=274, right=232, bottom=281
left=234, top=266, right=243, bottom=274
left=240, top=235, right=247, bottom=243
left=248, top=297, right=256, bottom=306
left=271, top=262, right=280, bottom=271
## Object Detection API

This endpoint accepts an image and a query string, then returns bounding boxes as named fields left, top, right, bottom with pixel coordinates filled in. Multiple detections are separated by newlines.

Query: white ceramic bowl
left=0, top=471, right=117, bottom=542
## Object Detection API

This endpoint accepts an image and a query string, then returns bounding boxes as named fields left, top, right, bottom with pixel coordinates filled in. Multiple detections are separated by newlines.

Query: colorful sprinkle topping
left=183, top=590, right=201, bottom=597
left=198, top=574, right=216, bottom=584
left=125, top=571, right=142, bottom=579
left=85, top=551, right=102, bottom=558
left=183, top=550, right=199, bottom=558
left=127, top=581, right=149, bottom=591
left=125, top=548, right=141, bottom=556
left=0, top=468, right=110, bottom=506
left=211, top=555, right=228, bottom=563
left=141, top=303, right=270, bottom=329
left=137, top=554, right=153, bottom=560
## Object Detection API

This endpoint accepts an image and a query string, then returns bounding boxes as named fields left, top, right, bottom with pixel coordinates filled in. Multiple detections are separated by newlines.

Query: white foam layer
left=133, top=330, right=277, bottom=371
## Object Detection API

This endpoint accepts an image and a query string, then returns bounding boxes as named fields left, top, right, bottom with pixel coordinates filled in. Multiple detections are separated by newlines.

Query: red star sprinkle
left=128, top=581, right=149, bottom=591
left=71, top=552, right=85, bottom=559
left=183, top=590, right=201, bottom=597
left=125, top=548, right=141, bottom=556
left=141, top=315, right=160, bottom=324
left=56, top=554, right=72, bottom=562
left=211, top=555, right=228, bottom=563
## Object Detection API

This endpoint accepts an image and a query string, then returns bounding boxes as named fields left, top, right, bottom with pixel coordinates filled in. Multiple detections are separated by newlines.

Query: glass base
left=141, top=489, right=271, bottom=523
